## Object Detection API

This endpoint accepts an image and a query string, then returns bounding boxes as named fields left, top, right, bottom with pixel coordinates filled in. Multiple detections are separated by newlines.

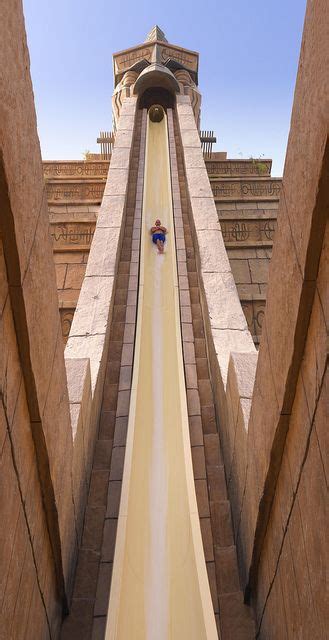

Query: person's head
left=155, top=219, right=161, bottom=226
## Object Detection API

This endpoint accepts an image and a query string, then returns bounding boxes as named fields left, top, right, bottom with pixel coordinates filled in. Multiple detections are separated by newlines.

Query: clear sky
left=22, top=0, right=306, bottom=176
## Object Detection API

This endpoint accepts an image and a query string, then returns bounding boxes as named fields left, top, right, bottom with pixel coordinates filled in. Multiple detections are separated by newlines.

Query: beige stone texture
left=230, top=259, right=251, bottom=284
left=97, top=195, right=126, bottom=228
left=103, top=168, right=129, bottom=197
left=196, top=229, right=231, bottom=273
left=177, top=100, right=256, bottom=408
left=237, top=284, right=261, bottom=297
left=211, top=328, right=255, bottom=387
left=0, top=294, right=22, bottom=428
left=177, top=24, right=327, bottom=638
left=56, top=263, right=67, bottom=289
left=64, top=263, right=86, bottom=289
left=70, top=276, right=115, bottom=337
left=184, top=146, right=207, bottom=168
left=116, top=114, right=135, bottom=131
left=113, top=128, right=134, bottom=149
left=58, top=289, right=80, bottom=306
left=203, top=272, right=249, bottom=332
left=0, top=2, right=80, bottom=619
left=248, top=258, right=269, bottom=284
left=220, top=352, right=258, bottom=502
left=186, top=167, right=213, bottom=199
left=190, top=197, right=220, bottom=231
left=178, top=114, right=199, bottom=130
left=225, top=7, right=329, bottom=640
left=66, top=99, right=136, bottom=392
left=180, top=127, right=202, bottom=148
left=66, top=334, right=109, bottom=393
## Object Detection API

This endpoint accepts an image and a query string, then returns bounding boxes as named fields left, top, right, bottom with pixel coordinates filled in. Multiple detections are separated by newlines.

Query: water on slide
left=105, top=110, right=218, bottom=639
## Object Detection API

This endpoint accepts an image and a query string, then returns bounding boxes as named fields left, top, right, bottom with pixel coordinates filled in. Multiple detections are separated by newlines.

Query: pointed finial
left=145, top=25, right=168, bottom=43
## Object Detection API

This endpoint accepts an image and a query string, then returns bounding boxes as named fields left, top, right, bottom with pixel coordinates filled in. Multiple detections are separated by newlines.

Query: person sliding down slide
left=150, top=219, right=167, bottom=253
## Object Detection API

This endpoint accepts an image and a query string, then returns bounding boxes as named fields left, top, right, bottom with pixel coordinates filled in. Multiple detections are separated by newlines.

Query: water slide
left=105, top=109, right=218, bottom=639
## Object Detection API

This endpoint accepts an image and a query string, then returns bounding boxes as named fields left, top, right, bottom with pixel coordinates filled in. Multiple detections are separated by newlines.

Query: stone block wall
left=252, top=226, right=327, bottom=637
left=0, top=3, right=138, bottom=636
left=205, top=159, right=280, bottom=346
left=44, top=136, right=281, bottom=352
left=243, top=1, right=328, bottom=633
left=0, top=237, right=62, bottom=637
left=44, top=161, right=110, bottom=342
left=0, top=2, right=74, bottom=634
left=176, top=0, right=328, bottom=629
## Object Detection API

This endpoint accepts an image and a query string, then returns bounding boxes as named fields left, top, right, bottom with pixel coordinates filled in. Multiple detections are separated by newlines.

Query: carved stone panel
left=206, top=160, right=272, bottom=177
left=60, top=308, right=74, bottom=343
left=114, top=45, right=153, bottom=76
left=51, top=222, right=96, bottom=250
left=160, top=45, right=198, bottom=72
left=221, top=219, right=276, bottom=244
left=241, top=299, right=266, bottom=344
left=43, top=161, right=109, bottom=178
left=211, top=179, right=281, bottom=200
left=47, top=182, right=105, bottom=203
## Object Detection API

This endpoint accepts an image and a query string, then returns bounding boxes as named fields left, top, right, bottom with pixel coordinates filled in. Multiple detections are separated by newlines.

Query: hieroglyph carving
left=51, top=223, right=95, bottom=248
left=160, top=46, right=198, bottom=71
left=212, top=180, right=281, bottom=199
left=206, top=161, right=271, bottom=177
left=221, top=220, right=276, bottom=243
left=47, top=183, right=105, bottom=202
left=60, top=309, right=75, bottom=341
left=241, top=300, right=265, bottom=340
left=44, top=162, right=109, bottom=178
left=114, top=46, right=152, bottom=75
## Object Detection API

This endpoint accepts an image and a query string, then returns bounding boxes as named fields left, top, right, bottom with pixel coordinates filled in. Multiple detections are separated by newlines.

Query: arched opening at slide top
left=138, top=86, right=176, bottom=111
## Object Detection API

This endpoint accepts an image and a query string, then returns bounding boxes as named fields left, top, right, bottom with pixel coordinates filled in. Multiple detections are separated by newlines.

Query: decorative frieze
left=160, top=45, right=198, bottom=71
left=47, top=182, right=105, bottom=202
left=114, top=45, right=153, bottom=75
left=44, top=161, right=109, bottom=178
left=113, top=42, right=198, bottom=79
left=206, top=160, right=271, bottom=177
left=221, top=219, right=276, bottom=244
left=211, top=179, right=281, bottom=200
left=51, top=222, right=95, bottom=249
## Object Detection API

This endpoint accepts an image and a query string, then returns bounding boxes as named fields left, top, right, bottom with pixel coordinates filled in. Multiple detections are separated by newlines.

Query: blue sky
left=23, top=0, right=306, bottom=176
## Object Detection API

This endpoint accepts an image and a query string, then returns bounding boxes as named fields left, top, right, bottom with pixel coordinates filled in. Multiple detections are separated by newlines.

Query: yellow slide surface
left=105, top=111, right=218, bottom=639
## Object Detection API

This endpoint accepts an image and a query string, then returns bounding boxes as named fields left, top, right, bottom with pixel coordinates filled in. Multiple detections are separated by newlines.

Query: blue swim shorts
left=152, top=232, right=166, bottom=244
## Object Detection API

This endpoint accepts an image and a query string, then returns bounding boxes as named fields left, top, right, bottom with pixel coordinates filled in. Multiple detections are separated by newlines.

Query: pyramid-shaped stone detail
left=145, top=25, right=168, bottom=43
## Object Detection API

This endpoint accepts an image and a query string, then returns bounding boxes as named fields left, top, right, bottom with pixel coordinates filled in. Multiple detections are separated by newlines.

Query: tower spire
left=145, top=25, right=168, bottom=43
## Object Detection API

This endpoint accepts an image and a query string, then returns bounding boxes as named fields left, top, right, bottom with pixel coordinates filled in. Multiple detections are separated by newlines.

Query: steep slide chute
left=105, top=107, right=217, bottom=639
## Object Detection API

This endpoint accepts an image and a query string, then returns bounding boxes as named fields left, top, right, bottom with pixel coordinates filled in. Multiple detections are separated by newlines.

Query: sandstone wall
left=0, top=238, right=62, bottom=637
left=44, top=161, right=109, bottom=342
left=176, top=0, right=328, bottom=633
left=0, top=2, right=137, bottom=636
left=205, top=159, right=280, bottom=346
left=245, top=0, right=328, bottom=634
left=0, top=1, right=73, bottom=635
left=253, top=224, right=327, bottom=638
